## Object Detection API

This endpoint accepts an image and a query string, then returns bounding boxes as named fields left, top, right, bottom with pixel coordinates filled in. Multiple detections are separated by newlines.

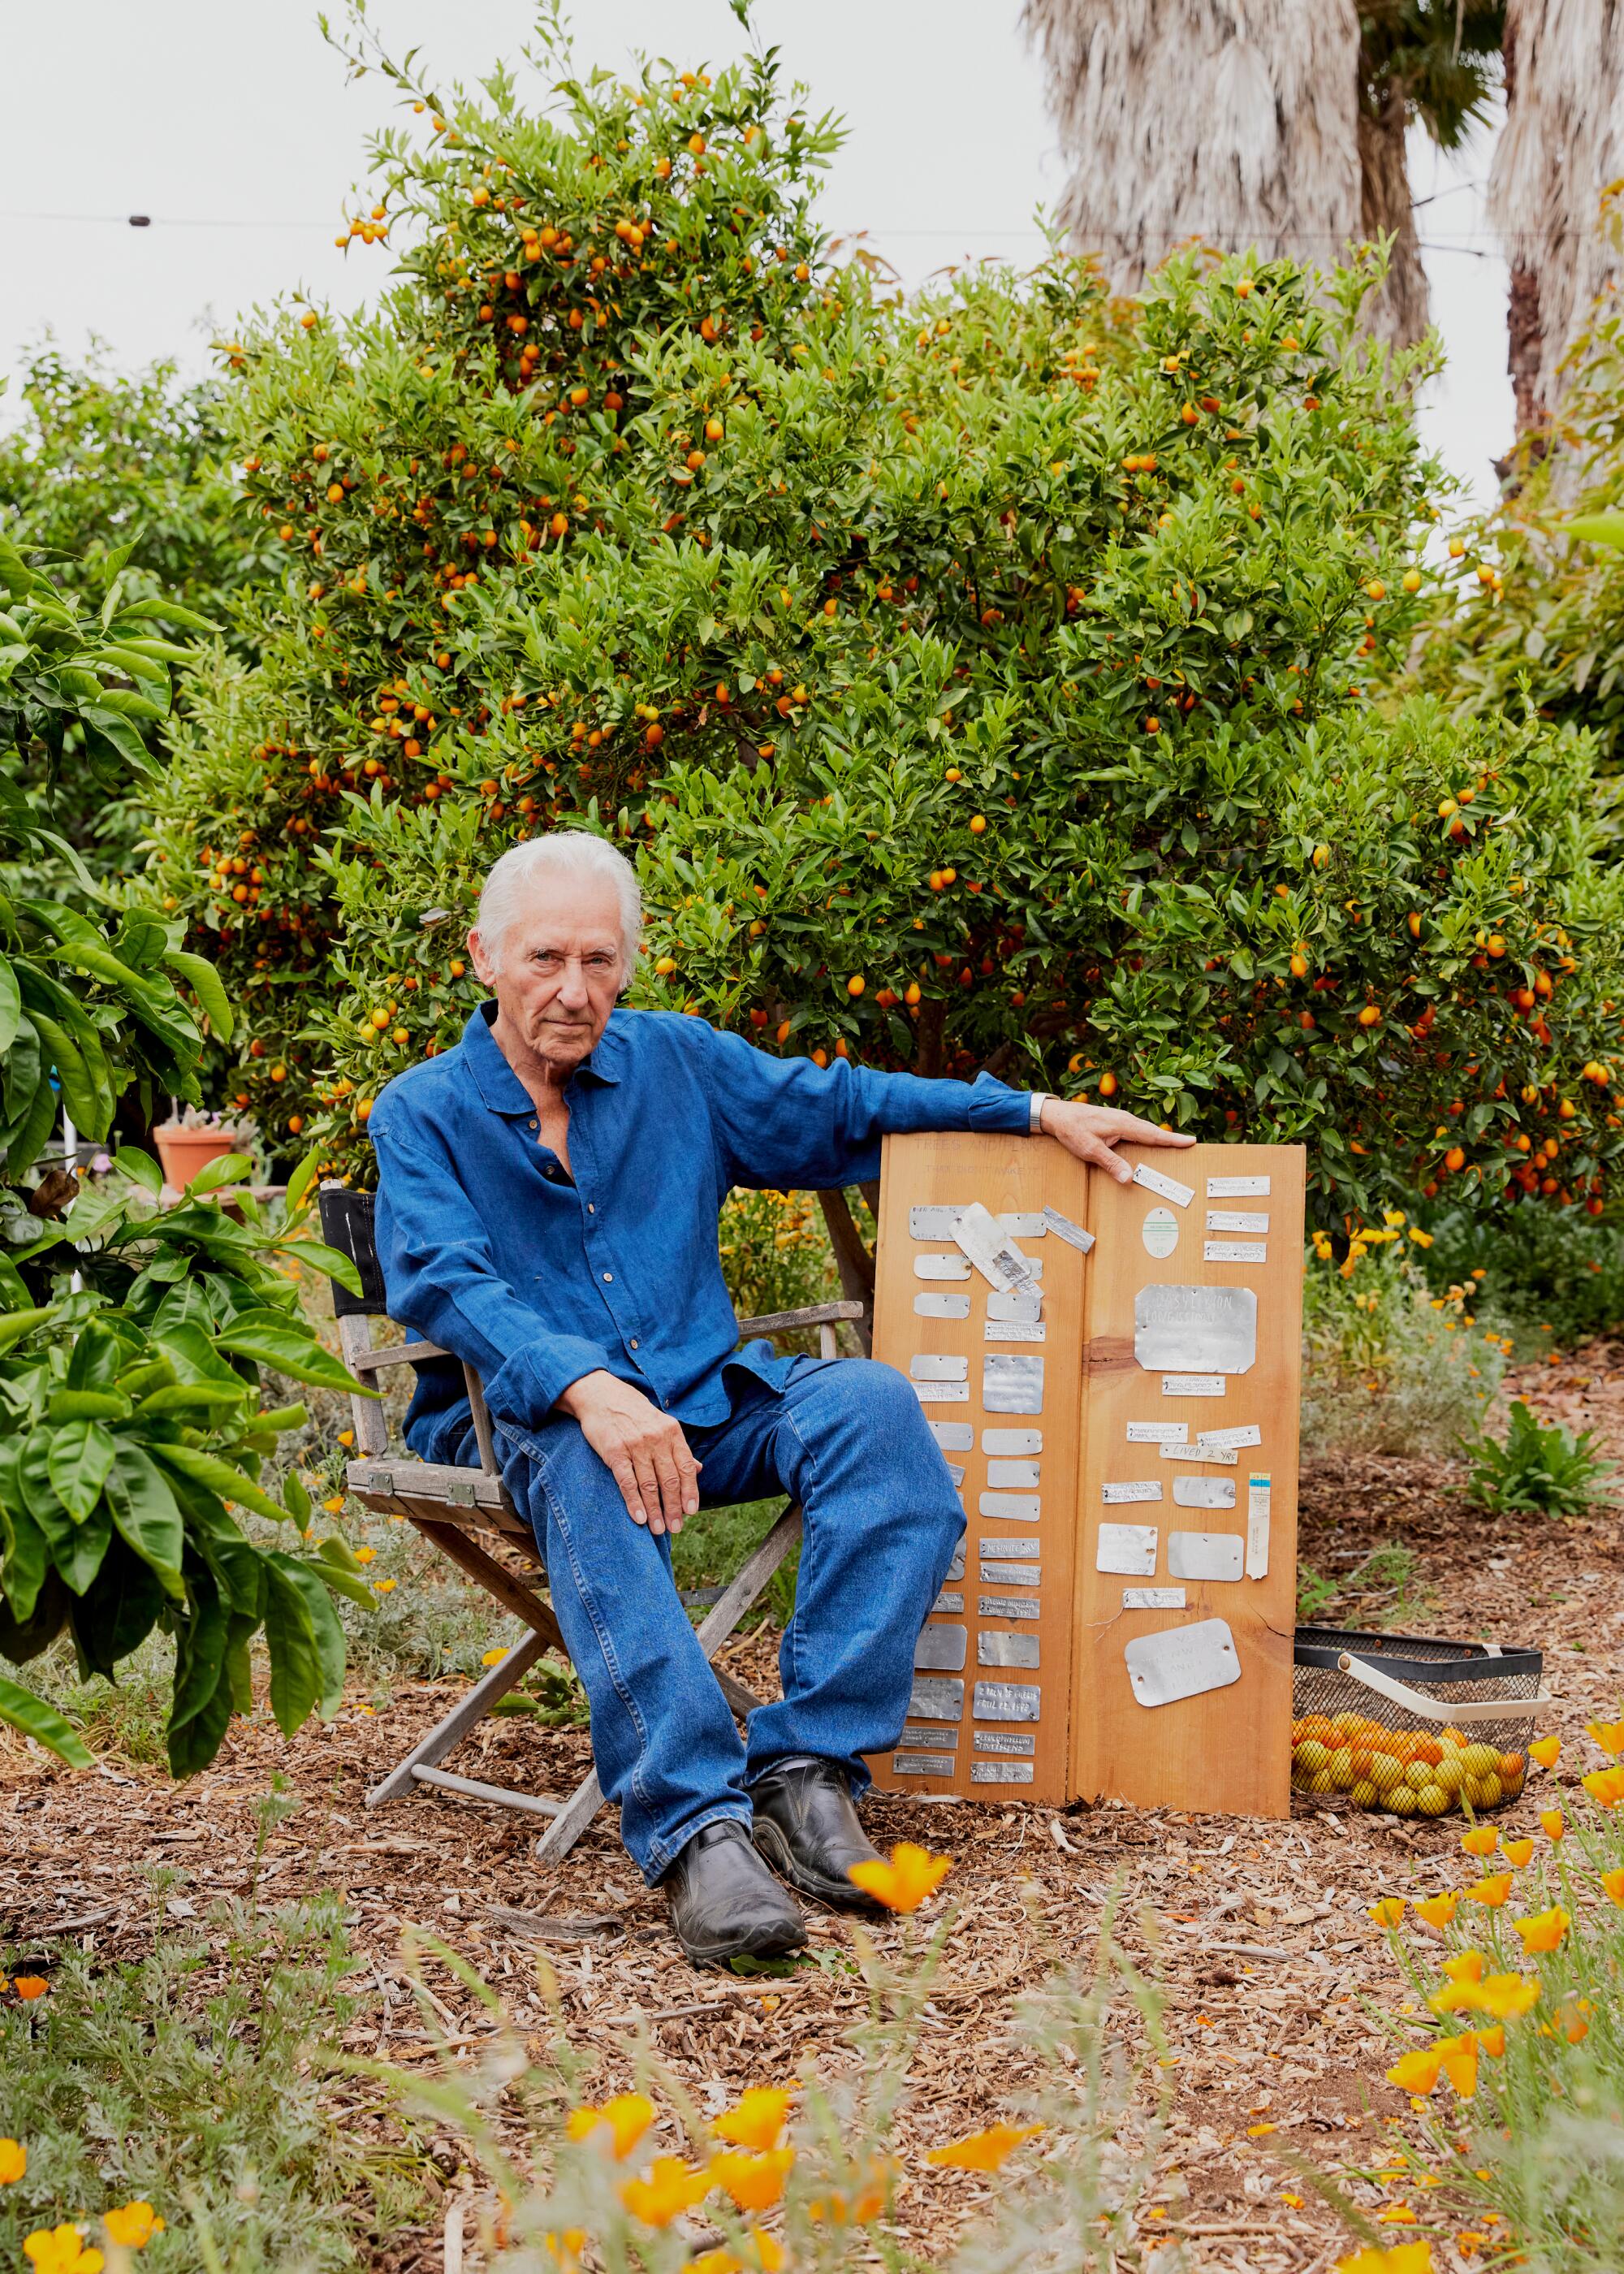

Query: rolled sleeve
left=372, top=1116, right=614, bottom=1429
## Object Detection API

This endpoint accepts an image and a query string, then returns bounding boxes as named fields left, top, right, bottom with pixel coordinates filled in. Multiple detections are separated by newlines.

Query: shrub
left=1467, top=1398, right=1615, bottom=1518
left=142, top=9, right=1624, bottom=1230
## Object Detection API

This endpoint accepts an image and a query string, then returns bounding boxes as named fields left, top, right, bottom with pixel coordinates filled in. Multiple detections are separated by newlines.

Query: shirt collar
left=461, top=1000, right=624, bottom=1113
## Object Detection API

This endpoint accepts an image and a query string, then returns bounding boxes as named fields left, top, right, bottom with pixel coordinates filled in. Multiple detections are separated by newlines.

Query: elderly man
left=371, top=834, right=1192, bottom=1965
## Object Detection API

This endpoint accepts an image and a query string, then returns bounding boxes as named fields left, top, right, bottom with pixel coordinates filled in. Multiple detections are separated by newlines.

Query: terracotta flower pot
left=153, top=1127, right=244, bottom=1191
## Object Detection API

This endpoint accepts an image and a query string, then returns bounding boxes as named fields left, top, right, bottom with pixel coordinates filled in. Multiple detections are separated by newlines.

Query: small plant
left=1468, top=1399, right=1616, bottom=1517
left=153, top=1102, right=257, bottom=1138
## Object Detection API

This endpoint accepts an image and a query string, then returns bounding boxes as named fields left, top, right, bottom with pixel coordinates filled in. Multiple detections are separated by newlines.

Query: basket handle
left=1336, top=1651, right=1553, bottom=1727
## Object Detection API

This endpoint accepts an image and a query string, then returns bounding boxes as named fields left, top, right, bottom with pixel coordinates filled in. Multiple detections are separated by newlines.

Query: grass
left=0, top=1881, right=421, bottom=2271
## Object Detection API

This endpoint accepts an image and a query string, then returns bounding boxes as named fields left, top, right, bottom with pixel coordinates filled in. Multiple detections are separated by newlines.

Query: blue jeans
left=464, top=1356, right=964, bottom=1883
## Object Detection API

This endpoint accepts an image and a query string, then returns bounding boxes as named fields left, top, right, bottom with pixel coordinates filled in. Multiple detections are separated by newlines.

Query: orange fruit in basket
left=1350, top=1779, right=1379, bottom=1808
left=1433, top=1755, right=1465, bottom=1796
left=1349, top=1747, right=1373, bottom=1781
left=1414, top=1736, right=1444, bottom=1768
left=1294, top=1740, right=1329, bottom=1775
left=1462, top=1743, right=1498, bottom=1776
left=1388, top=1783, right=1419, bottom=1816
left=1416, top=1783, right=1451, bottom=1816
left=1499, top=1752, right=1524, bottom=1782
left=1466, top=1773, right=1505, bottom=1809
left=1369, top=1752, right=1402, bottom=1791
left=1327, top=1748, right=1354, bottom=1789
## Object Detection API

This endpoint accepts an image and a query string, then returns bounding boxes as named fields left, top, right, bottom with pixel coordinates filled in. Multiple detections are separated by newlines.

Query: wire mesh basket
left=1292, top=1626, right=1550, bottom=1817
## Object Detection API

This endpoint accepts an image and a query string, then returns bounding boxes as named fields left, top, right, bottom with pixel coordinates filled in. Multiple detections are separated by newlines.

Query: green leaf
left=47, top=1421, right=118, bottom=1523
left=162, top=949, right=234, bottom=1042
left=149, top=1442, right=289, bottom=1525
left=28, top=1009, right=110, bottom=1143
left=0, top=1306, right=58, bottom=1355
left=111, top=1145, right=164, bottom=1196
left=284, top=1468, right=311, bottom=1524
left=186, top=1151, right=253, bottom=1195
left=0, top=1671, right=92, bottom=1767
left=214, top=1310, right=367, bottom=1393
left=259, top=1559, right=322, bottom=1736
left=277, top=1235, right=366, bottom=1302
left=0, top=954, right=21, bottom=1056
left=0, top=1486, right=49, bottom=1623
left=309, top=1559, right=379, bottom=1611
left=283, top=1147, right=321, bottom=1219
left=104, top=1444, right=186, bottom=1598
left=168, top=1570, right=231, bottom=1773
left=70, top=1545, right=166, bottom=1677
left=1566, top=510, right=1624, bottom=550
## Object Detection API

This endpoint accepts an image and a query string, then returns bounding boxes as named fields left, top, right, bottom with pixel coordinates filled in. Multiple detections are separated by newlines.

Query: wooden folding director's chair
left=320, top=1187, right=868, bottom=1863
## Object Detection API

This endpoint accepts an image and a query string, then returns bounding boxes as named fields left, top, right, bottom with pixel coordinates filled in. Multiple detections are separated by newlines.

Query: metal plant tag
left=1123, top=1585, right=1186, bottom=1610
left=914, top=1623, right=968, bottom=1671
left=892, top=1753, right=956, bottom=1776
left=1163, top=1374, right=1225, bottom=1397
left=1134, top=1284, right=1257, bottom=1375
left=1096, top=1521, right=1158, bottom=1575
left=1206, top=1210, right=1269, bottom=1234
left=983, top=1352, right=1044, bottom=1414
left=978, top=1593, right=1040, bottom=1620
left=911, top=1354, right=969, bottom=1381
left=1103, top=1480, right=1162, bottom=1504
left=982, top=1559, right=1041, bottom=1585
left=1207, top=1175, right=1270, bottom=1198
left=1167, top=1530, right=1245, bottom=1582
left=913, top=1381, right=970, bottom=1403
left=983, top=1428, right=1042, bottom=1454
left=1128, top=1420, right=1187, bottom=1444
left=978, top=1629, right=1040, bottom=1669
left=971, top=1760, right=1035, bottom=1783
left=979, top=1490, right=1041, bottom=1521
left=971, top=1680, right=1042, bottom=1723
left=1173, top=1475, right=1237, bottom=1509
left=908, top=1675, right=963, bottom=1722
left=1197, top=1423, right=1261, bottom=1451
left=929, top=1421, right=974, bottom=1453
left=987, top=1289, right=1043, bottom=1322
left=914, top=1290, right=971, bottom=1320
left=974, top=1729, right=1035, bottom=1757
left=987, top=1459, right=1039, bottom=1489
left=914, top=1253, right=970, bottom=1281
left=1041, top=1204, right=1095, bottom=1252
left=1132, top=1162, right=1194, bottom=1208
left=1125, top=1618, right=1241, bottom=1707
left=910, top=1204, right=969, bottom=1240
left=952, top=1201, right=1039, bottom=1295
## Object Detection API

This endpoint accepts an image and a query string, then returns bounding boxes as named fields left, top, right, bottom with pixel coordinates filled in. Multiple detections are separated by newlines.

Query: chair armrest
left=737, top=1299, right=868, bottom=1339
left=348, top=1339, right=451, bottom=1373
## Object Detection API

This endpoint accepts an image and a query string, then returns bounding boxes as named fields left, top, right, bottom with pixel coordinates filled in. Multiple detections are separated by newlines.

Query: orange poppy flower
left=926, top=2122, right=1044, bottom=2172
left=708, top=2148, right=794, bottom=2212
left=619, top=2157, right=715, bottom=2227
left=1461, top=1826, right=1498, bottom=1858
left=1463, top=1873, right=1514, bottom=1909
left=1385, top=2047, right=1441, bottom=2095
left=1501, top=1838, right=1535, bottom=1868
left=1514, top=1905, right=1570, bottom=1955
left=712, top=2089, right=794, bottom=2151
left=848, top=1841, right=952, bottom=1913
left=1368, top=1897, right=1406, bottom=1928
left=1586, top=1718, right=1624, bottom=1756
left=1414, top=1894, right=1458, bottom=1930
left=1529, top=1736, right=1561, bottom=1770
left=568, top=2093, right=655, bottom=2160
left=1601, top=1867, right=1624, bottom=1905
left=1539, top=1809, right=1566, bottom=1842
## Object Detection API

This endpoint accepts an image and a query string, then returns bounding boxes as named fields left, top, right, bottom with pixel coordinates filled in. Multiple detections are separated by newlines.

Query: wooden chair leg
left=368, top=1628, right=553, bottom=1806
left=408, top=1515, right=570, bottom=1658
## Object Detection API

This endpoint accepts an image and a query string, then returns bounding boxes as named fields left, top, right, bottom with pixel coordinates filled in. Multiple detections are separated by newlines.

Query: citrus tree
left=0, top=534, right=372, bottom=1770
left=148, top=6, right=1624, bottom=1227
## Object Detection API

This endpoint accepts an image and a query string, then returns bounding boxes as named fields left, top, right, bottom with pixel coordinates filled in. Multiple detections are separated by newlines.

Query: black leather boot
left=749, top=1755, right=886, bottom=1912
left=662, top=1821, right=808, bottom=1967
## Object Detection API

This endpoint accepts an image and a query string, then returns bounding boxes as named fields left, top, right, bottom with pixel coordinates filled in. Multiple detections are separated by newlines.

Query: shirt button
left=587, top=1202, right=596, bottom=1214
left=529, top=1119, right=537, bottom=1131
left=603, top=1271, right=614, bottom=1283
left=629, top=1338, right=640, bottom=1351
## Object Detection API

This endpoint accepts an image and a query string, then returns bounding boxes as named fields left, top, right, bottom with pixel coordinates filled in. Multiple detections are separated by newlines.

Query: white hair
left=473, top=832, right=643, bottom=977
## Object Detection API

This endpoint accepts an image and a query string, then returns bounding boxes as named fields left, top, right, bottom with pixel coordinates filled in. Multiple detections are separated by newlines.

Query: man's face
left=469, top=874, right=625, bottom=1074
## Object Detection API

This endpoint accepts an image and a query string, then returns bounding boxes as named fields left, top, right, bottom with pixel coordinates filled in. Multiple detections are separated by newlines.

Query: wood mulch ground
left=5, top=1342, right=1623, bottom=2272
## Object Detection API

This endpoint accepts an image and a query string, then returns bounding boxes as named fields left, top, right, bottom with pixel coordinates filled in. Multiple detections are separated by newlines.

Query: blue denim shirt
left=369, top=1001, right=1034, bottom=1463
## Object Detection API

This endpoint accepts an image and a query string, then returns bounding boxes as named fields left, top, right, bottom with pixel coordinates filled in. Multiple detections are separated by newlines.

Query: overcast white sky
left=0, top=0, right=1512, bottom=514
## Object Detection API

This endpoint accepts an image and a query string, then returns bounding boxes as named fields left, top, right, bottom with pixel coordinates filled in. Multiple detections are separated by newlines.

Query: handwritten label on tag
left=1123, top=1586, right=1186, bottom=1610
left=1163, top=1374, right=1225, bottom=1397
left=1163, top=1440, right=1239, bottom=1467
left=984, top=1318, right=1047, bottom=1344
left=1198, top=1423, right=1262, bottom=1451
left=1103, top=1480, right=1163, bottom=1504
left=1206, top=1210, right=1269, bottom=1234
left=1128, top=1420, right=1188, bottom=1444
left=1040, top=1204, right=1095, bottom=1252
left=1132, top=1162, right=1194, bottom=1208
left=1207, top=1174, right=1270, bottom=1198
left=1096, top=1522, right=1158, bottom=1575
left=913, top=1381, right=970, bottom=1403
left=1204, top=1239, right=1267, bottom=1264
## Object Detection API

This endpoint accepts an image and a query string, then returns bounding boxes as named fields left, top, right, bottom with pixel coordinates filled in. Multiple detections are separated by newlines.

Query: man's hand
left=1036, top=1097, right=1197, bottom=1186
left=555, top=1370, right=701, bottom=1535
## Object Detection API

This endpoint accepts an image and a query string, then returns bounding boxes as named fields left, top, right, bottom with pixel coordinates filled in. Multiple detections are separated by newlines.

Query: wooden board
left=867, top=1131, right=1093, bottom=1806
left=865, top=1134, right=1303, bottom=1821
left=1069, top=1142, right=1302, bottom=1819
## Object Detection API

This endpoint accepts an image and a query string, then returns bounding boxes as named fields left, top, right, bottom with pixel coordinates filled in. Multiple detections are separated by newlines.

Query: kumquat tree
left=147, top=4, right=1624, bottom=1232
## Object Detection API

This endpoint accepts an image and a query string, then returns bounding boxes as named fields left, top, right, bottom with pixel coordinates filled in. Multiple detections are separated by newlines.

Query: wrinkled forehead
left=501, top=872, right=625, bottom=957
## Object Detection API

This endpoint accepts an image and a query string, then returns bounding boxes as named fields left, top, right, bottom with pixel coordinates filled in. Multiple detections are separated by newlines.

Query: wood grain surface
left=865, top=1133, right=1303, bottom=1819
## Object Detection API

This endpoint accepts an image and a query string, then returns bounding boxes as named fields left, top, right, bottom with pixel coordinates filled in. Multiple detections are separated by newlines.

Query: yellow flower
left=1553, top=1993, right=1592, bottom=2044
left=1385, top=2047, right=1441, bottom=2095
left=1337, top=2248, right=1432, bottom=2274
left=708, top=2147, right=794, bottom=2211
left=1432, top=1971, right=1540, bottom=2021
left=352, top=1545, right=377, bottom=1563
left=1460, top=1825, right=1498, bottom=1858
left=619, top=2156, right=715, bottom=2227
left=568, top=2093, right=656, bottom=2160
left=1501, top=1837, right=1535, bottom=1868
left=1414, top=1894, right=1458, bottom=1930
left=1463, top=1873, right=1514, bottom=1909
left=24, top=2227, right=104, bottom=2274
left=1582, top=1766, right=1624, bottom=1807
left=1408, top=1228, right=1434, bottom=1249
left=1436, top=2031, right=1479, bottom=2098
left=1540, top=1808, right=1566, bottom=1843
left=925, top=2121, right=1044, bottom=2172
left=102, top=2204, right=164, bottom=2250
left=0, top=2140, right=24, bottom=2185
left=1478, top=2023, right=1506, bottom=2056
left=481, top=1647, right=508, bottom=1667
left=1514, top=1904, right=1569, bottom=1955
left=372, top=1577, right=397, bottom=1593
left=712, top=2088, right=795, bottom=2151
left=1377, top=2207, right=1419, bottom=2225
left=1587, top=1717, right=1624, bottom=1755
left=848, top=1840, right=952, bottom=1912
left=1368, top=1897, right=1407, bottom=1928
left=1442, top=1950, right=1486, bottom=1985
left=1530, top=1735, right=1561, bottom=1770
left=1600, top=1867, right=1624, bottom=1904
left=13, top=1976, right=49, bottom=2001
left=806, top=2155, right=897, bottom=2224
left=322, top=1494, right=346, bottom=1515
left=698, top=2233, right=788, bottom=2273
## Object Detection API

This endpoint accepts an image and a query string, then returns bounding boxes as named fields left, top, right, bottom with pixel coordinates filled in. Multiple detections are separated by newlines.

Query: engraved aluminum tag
left=1163, top=1374, right=1225, bottom=1397
left=912, top=1353, right=969, bottom=1381
left=1163, top=1440, right=1239, bottom=1467
left=904, top=1723, right=959, bottom=1747
left=945, top=1543, right=966, bottom=1582
left=1204, top=1240, right=1268, bottom=1264
left=914, top=1381, right=970, bottom=1403
left=952, top=1201, right=1039, bottom=1295
left=975, top=1729, right=1035, bottom=1756
left=1207, top=1174, right=1270, bottom=1198
left=984, top=1319, right=1047, bottom=1345
left=934, top=1589, right=965, bottom=1614
left=987, top=1289, right=1043, bottom=1322
left=911, top=1204, right=969, bottom=1239
left=1206, top=1210, right=1269, bottom=1234
left=1132, top=1161, right=1194, bottom=1208
left=983, top=1428, right=1043, bottom=1455
left=1125, top=1618, right=1241, bottom=1707
left=972, top=1760, right=1035, bottom=1783
left=1123, top=1585, right=1186, bottom=1610
left=914, top=1623, right=968, bottom=1671
left=972, top=1680, right=1042, bottom=1723
left=1173, top=1475, right=1237, bottom=1509
left=980, top=1533, right=1039, bottom=1558
left=929, top=1421, right=974, bottom=1452
left=1103, top=1480, right=1163, bottom=1504
left=983, top=1352, right=1044, bottom=1414
left=1198, top=1423, right=1262, bottom=1451
left=978, top=1629, right=1040, bottom=1669
left=1134, top=1285, right=1257, bottom=1375
left=998, top=1212, right=1047, bottom=1236
left=1128, top=1420, right=1187, bottom=1444
left=915, top=1290, right=972, bottom=1320
left=1168, top=1530, right=1245, bottom=1582
left=1041, top=1204, right=1095, bottom=1252
left=1246, top=1472, right=1272, bottom=1580
left=978, top=1593, right=1040, bottom=1621
left=944, top=1461, right=966, bottom=1487
left=909, top=1675, right=964, bottom=1721
left=915, top=1253, right=970, bottom=1281
left=893, top=1753, right=957, bottom=1776
left=982, top=1560, right=1041, bottom=1585
left=986, top=1459, right=1039, bottom=1489
left=1096, top=1521, right=1158, bottom=1574
left=1142, top=1204, right=1178, bottom=1259
left=979, top=1491, right=1041, bottom=1521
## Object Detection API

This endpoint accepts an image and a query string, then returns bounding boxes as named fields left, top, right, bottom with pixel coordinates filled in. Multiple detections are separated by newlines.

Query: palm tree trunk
left=1358, top=72, right=1431, bottom=347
